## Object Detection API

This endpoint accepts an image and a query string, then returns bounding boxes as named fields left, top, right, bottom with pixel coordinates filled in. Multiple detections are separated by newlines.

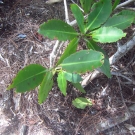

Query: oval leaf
left=56, top=38, right=79, bottom=66
left=38, top=71, right=53, bottom=104
left=60, top=50, right=104, bottom=73
left=8, top=64, right=46, bottom=93
left=38, top=19, right=78, bottom=41
left=92, top=27, right=126, bottom=43
left=71, top=4, right=85, bottom=33
left=72, top=97, right=92, bottom=109
left=57, top=71, right=67, bottom=96
left=64, top=72, right=82, bottom=83
left=86, top=0, right=112, bottom=31
left=104, top=15, right=134, bottom=30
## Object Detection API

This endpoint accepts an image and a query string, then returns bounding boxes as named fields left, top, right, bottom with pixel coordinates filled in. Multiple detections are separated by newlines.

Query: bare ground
left=0, top=0, right=135, bottom=135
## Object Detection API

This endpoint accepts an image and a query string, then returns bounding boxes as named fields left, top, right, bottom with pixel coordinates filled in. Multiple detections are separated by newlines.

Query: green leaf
left=104, top=15, right=134, bottom=30
left=92, top=27, right=126, bottom=43
left=38, top=19, right=78, bottom=41
left=57, top=71, right=67, bottom=96
left=63, top=71, right=82, bottom=83
left=71, top=4, right=85, bottom=33
left=56, top=38, right=79, bottom=66
left=8, top=64, right=46, bottom=93
left=86, top=39, right=111, bottom=78
left=112, top=0, right=120, bottom=10
left=72, top=97, right=92, bottom=109
left=80, top=0, right=93, bottom=13
left=117, top=10, right=135, bottom=24
left=117, top=10, right=135, bottom=18
left=38, top=71, right=53, bottom=104
left=72, top=83, right=86, bottom=93
left=60, top=50, right=104, bottom=73
left=86, top=0, right=112, bottom=31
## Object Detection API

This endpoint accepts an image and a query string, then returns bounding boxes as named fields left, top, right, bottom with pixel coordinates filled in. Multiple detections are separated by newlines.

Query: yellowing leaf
left=92, top=27, right=126, bottom=43
left=72, top=97, right=92, bottom=109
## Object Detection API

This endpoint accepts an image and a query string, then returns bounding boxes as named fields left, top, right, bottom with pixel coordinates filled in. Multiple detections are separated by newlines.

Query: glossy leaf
left=71, top=4, right=85, bottom=33
left=112, top=0, right=120, bottom=10
left=56, top=38, right=79, bottom=66
left=86, top=39, right=111, bottom=78
left=60, top=50, right=104, bottom=73
left=63, top=71, right=82, bottom=83
left=8, top=64, right=46, bottom=93
left=92, top=27, right=126, bottom=43
left=86, top=0, right=112, bottom=31
left=57, top=71, right=67, bottom=96
left=38, top=71, right=53, bottom=104
left=104, top=15, right=134, bottom=30
left=38, top=19, right=78, bottom=41
left=72, top=83, right=86, bottom=93
left=80, top=0, right=93, bottom=13
left=72, top=97, right=92, bottom=109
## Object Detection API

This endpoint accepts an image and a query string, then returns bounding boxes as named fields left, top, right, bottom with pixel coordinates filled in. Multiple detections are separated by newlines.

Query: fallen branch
left=115, top=0, right=135, bottom=10
left=110, top=35, right=135, bottom=65
left=85, top=104, right=135, bottom=134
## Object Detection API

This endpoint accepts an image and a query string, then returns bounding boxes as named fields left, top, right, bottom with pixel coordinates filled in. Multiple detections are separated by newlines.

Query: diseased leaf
left=60, top=50, right=104, bottom=73
left=86, top=39, right=111, bottom=78
left=86, top=0, right=112, bottom=31
left=92, top=27, right=126, bottom=43
left=71, top=4, right=85, bottom=33
left=38, top=71, right=53, bottom=104
left=104, top=15, right=134, bottom=30
left=72, top=83, right=86, bottom=93
left=57, top=71, right=67, bottom=96
left=56, top=38, right=79, bottom=66
left=72, top=97, right=92, bottom=109
left=64, top=72, right=82, bottom=83
left=38, top=19, right=78, bottom=41
left=8, top=64, right=46, bottom=93
left=80, top=0, right=93, bottom=13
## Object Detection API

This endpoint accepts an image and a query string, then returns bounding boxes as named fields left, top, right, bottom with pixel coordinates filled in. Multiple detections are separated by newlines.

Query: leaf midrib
left=94, top=33, right=123, bottom=37
left=45, top=29, right=78, bottom=35
left=13, top=70, right=46, bottom=87
left=61, top=60, right=102, bottom=66
left=106, top=17, right=134, bottom=28
left=87, top=2, right=104, bottom=30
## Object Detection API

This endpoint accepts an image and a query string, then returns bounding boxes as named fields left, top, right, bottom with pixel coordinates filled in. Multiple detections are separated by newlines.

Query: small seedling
left=8, top=0, right=135, bottom=109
